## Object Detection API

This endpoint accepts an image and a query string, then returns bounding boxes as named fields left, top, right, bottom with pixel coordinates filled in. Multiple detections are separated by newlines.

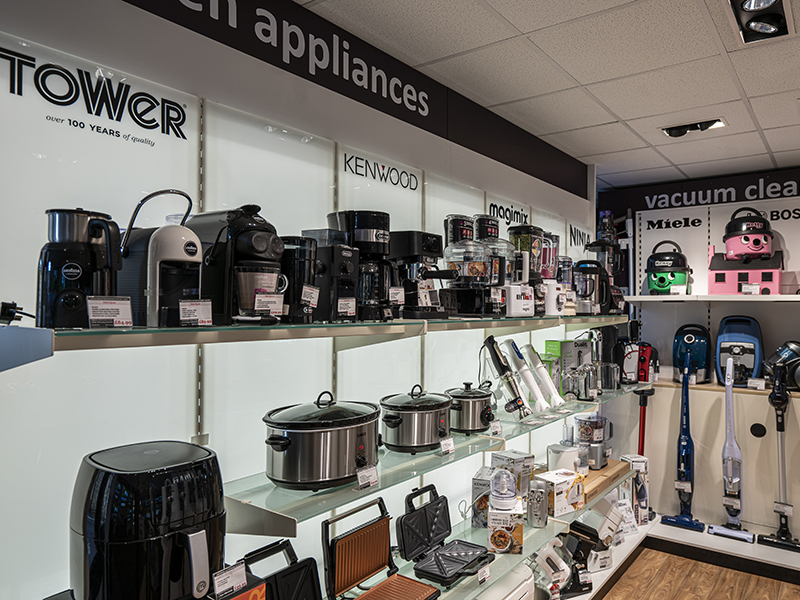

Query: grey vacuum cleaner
left=661, top=351, right=705, bottom=533
left=708, top=357, right=754, bottom=543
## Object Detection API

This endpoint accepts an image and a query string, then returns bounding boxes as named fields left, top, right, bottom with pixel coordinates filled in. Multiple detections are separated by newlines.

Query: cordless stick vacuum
left=709, top=358, right=754, bottom=542
left=502, top=339, right=550, bottom=413
left=757, top=364, right=800, bottom=552
left=661, top=351, right=705, bottom=532
left=521, top=343, right=566, bottom=407
left=483, top=335, right=533, bottom=418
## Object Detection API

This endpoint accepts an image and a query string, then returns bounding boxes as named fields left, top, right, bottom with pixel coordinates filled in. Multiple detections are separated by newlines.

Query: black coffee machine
left=185, top=205, right=284, bottom=325
left=69, top=440, right=226, bottom=600
left=280, top=236, right=317, bottom=324
left=36, top=208, right=122, bottom=329
left=327, top=210, right=394, bottom=322
left=388, top=231, right=457, bottom=319
left=301, top=229, right=360, bottom=323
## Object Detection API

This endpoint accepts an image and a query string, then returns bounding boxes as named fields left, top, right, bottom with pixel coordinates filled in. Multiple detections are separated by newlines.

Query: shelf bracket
left=0, top=326, right=53, bottom=373
left=225, top=496, right=297, bottom=537
left=333, top=321, right=427, bottom=352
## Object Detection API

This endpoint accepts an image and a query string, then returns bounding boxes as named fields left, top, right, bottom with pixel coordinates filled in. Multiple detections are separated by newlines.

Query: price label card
left=747, top=378, right=766, bottom=391
left=440, top=436, right=455, bottom=455
left=212, top=561, right=247, bottom=598
left=418, top=289, right=432, bottom=307
left=338, top=297, right=357, bottom=317
left=490, top=288, right=503, bottom=302
left=300, top=284, right=320, bottom=308
left=179, top=299, right=213, bottom=327
left=356, top=465, right=379, bottom=490
left=542, top=414, right=559, bottom=420
left=688, top=374, right=697, bottom=385
left=578, top=571, right=592, bottom=585
left=588, top=388, right=598, bottom=399
left=490, top=421, right=502, bottom=436
left=389, top=287, right=405, bottom=305
left=254, top=293, right=283, bottom=315
left=555, top=408, right=573, bottom=415
left=723, top=496, right=742, bottom=511
left=565, top=290, right=577, bottom=302
left=670, top=285, right=688, bottom=295
left=87, top=296, right=133, bottom=329
left=478, top=565, right=491, bottom=584
left=526, top=419, right=544, bottom=426
left=741, top=283, right=760, bottom=295
left=774, top=502, right=794, bottom=517
left=675, top=481, right=692, bottom=493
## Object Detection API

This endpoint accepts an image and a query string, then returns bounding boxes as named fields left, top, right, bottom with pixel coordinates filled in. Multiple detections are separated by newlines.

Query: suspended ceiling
left=295, top=0, right=800, bottom=191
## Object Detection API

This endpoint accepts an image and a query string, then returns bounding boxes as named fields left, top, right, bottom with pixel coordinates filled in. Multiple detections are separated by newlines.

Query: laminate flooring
left=603, top=548, right=800, bottom=600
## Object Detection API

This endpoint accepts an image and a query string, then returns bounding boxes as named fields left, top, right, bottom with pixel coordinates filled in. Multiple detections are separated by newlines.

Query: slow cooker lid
left=264, top=391, right=379, bottom=429
left=381, top=384, right=452, bottom=410
left=446, top=382, right=492, bottom=400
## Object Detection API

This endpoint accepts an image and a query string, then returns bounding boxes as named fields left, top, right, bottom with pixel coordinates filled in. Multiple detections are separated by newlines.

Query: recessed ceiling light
left=742, top=0, right=778, bottom=11
left=728, top=0, right=792, bottom=43
left=661, top=119, right=726, bottom=138
left=746, top=13, right=782, bottom=33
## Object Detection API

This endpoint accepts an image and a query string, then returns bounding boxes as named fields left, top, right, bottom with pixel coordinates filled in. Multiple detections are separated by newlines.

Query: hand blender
left=708, top=357, right=754, bottom=543
left=502, top=339, right=550, bottom=413
left=521, top=343, right=566, bottom=406
left=661, top=351, right=705, bottom=532
left=757, top=364, right=800, bottom=553
left=483, top=335, right=533, bottom=418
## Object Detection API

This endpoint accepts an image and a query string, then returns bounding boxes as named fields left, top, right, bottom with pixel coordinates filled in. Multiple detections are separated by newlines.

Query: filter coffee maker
left=36, top=208, right=122, bottom=329
left=327, top=210, right=394, bottom=322
left=185, top=205, right=285, bottom=325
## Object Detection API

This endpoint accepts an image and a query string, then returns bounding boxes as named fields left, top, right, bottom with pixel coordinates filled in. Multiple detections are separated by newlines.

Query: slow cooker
left=262, top=391, right=379, bottom=491
left=445, top=382, right=494, bottom=434
left=380, top=384, right=452, bottom=453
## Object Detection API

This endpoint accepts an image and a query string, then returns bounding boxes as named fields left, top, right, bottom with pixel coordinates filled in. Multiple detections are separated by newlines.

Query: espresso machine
left=36, top=208, right=122, bottom=329
left=185, top=204, right=285, bottom=325
left=327, top=210, right=394, bottom=322
left=439, top=214, right=494, bottom=317
left=301, top=229, right=360, bottom=323
left=118, top=190, right=202, bottom=328
left=508, top=225, right=546, bottom=315
left=388, top=230, right=456, bottom=319
left=280, top=236, right=317, bottom=324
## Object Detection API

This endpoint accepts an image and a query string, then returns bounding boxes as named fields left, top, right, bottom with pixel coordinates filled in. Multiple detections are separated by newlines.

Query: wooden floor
left=604, top=548, right=800, bottom=600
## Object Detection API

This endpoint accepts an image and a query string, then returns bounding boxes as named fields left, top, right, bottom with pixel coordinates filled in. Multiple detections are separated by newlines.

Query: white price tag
left=179, top=299, right=213, bottom=326
left=774, top=502, right=794, bottom=517
left=389, top=287, right=405, bottom=305
left=491, top=288, right=503, bottom=302
left=356, top=465, right=378, bottom=490
left=212, top=561, right=247, bottom=598
left=675, top=481, right=692, bottom=493
left=747, top=378, right=766, bottom=391
left=592, top=304, right=600, bottom=315
left=254, top=293, right=283, bottom=315
left=565, top=290, right=576, bottom=302
left=723, top=496, right=742, bottom=511
left=556, top=408, right=573, bottom=415
left=338, top=297, right=357, bottom=317
left=604, top=447, right=612, bottom=458
left=579, top=571, right=592, bottom=585
left=418, top=290, right=432, bottom=307
left=526, top=420, right=544, bottom=426
left=440, top=436, right=455, bottom=455
left=588, top=388, right=598, bottom=399
left=87, top=296, right=133, bottom=329
left=741, top=283, right=760, bottom=295
left=490, top=421, right=502, bottom=436
left=593, top=428, right=604, bottom=442
left=688, top=374, right=697, bottom=386
left=300, top=284, right=320, bottom=308
left=670, top=285, right=688, bottom=295
left=478, top=565, right=491, bottom=584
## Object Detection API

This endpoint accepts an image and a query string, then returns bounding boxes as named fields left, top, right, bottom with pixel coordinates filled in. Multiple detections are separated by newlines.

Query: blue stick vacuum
left=661, top=351, right=706, bottom=532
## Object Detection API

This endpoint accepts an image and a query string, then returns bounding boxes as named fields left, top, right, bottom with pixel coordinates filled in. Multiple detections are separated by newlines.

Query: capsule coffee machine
left=36, top=208, right=122, bottom=329
left=118, top=190, right=202, bottom=328
left=301, top=229, right=360, bottom=323
left=185, top=205, right=285, bottom=325
left=327, top=210, right=394, bottom=321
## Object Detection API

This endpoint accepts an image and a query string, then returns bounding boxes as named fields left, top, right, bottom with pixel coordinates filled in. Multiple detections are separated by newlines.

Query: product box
left=487, top=498, right=525, bottom=554
left=540, top=353, right=561, bottom=393
left=535, top=469, right=585, bottom=517
left=545, top=340, right=593, bottom=391
left=472, top=465, right=497, bottom=528
left=491, top=450, right=535, bottom=496
left=621, top=454, right=649, bottom=526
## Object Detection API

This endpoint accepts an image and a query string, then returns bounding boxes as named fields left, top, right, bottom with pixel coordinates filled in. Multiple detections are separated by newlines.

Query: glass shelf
left=626, top=294, right=800, bottom=304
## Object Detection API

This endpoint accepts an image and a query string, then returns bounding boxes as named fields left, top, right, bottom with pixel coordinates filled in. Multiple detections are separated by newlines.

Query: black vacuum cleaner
left=661, top=351, right=705, bottom=533
left=757, top=363, right=800, bottom=553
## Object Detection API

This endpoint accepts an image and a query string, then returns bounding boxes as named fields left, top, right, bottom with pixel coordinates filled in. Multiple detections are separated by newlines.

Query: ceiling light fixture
left=661, top=119, right=725, bottom=138
left=728, top=0, right=792, bottom=43
left=742, top=0, right=778, bottom=11
left=746, top=13, right=783, bottom=33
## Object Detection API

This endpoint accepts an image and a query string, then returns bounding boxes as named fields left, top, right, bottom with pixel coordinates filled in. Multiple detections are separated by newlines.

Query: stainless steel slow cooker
left=262, top=391, right=379, bottom=491
left=445, top=382, right=495, bottom=434
left=380, top=384, right=452, bottom=454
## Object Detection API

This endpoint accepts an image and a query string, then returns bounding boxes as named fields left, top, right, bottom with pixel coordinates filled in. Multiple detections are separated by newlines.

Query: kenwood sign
left=343, top=153, right=419, bottom=190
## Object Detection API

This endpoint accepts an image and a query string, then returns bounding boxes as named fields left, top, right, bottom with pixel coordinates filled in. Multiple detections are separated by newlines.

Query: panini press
left=397, top=485, right=494, bottom=589
left=242, top=539, right=322, bottom=600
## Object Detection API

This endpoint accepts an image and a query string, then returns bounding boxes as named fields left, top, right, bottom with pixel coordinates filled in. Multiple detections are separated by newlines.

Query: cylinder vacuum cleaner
left=715, top=315, right=763, bottom=387
left=673, top=324, right=711, bottom=384
left=646, top=241, right=691, bottom=295
left=708, top=358, right=754, bottom=543
left=661, top=351, right=705, bottom=532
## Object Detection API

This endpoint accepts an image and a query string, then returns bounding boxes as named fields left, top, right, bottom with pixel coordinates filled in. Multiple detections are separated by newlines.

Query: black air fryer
left=69, top=441, right=226, bottom=600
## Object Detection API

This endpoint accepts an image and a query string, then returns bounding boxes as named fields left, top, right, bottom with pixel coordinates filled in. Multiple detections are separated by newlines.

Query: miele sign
left=123, top=0, right=447, bottom=136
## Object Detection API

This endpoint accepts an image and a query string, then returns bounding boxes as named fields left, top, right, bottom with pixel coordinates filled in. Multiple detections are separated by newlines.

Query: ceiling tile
left=679, top=154, right=775, bottom=179
left=529, top=0, right=719, bottom=84
left=484, top=0, right=636, bottom=33
left=586, top=57, right=740, bottom=120
left=540, top=122, right=646, bottom=156
left=581, top=147, right=672, bottom=175
left=626, top=100, right=756, bottom=146
left=750, top=92, right=800, bottom=129
left=600, top=167, right=688, bottom=188
left=658, top=131, right=768, bottom=163
left=310, top=0, right=514, bottom=65
left=775, top=149, right=800, bottom=168
left=701, top=0, right=743, bottom=53
left=764, top=125, right=800, bottom=152
left=596, top=176, right=616, bottom=190
left=418, top=38, right=576, bottom=106
left=729, top=36, right=800, bottom=97
left=490, top=88, right=616, bottom=135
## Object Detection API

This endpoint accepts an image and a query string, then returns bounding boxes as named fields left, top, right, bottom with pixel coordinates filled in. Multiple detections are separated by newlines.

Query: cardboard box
left=545, top=340, right=593, bottom=390
left=472, top=465, right=497, bottom=528
left=487, top=498, right=525, bottom=554
left=583, top=459, right=632, bottom=504
left=535, top=469, right=585, bottom=516
left=491, top=450, right=535, bottom=496
left=621, top=454, right=649, bottom=526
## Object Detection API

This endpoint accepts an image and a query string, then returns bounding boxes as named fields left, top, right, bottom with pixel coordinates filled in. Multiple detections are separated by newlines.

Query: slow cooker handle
left=382, top=414, right=402, bottom=429
left=651, top=240, right=682, bottom=254
left=315, top=390, right=335, bottom=408
left=266, top=435, right=291, bottom=451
